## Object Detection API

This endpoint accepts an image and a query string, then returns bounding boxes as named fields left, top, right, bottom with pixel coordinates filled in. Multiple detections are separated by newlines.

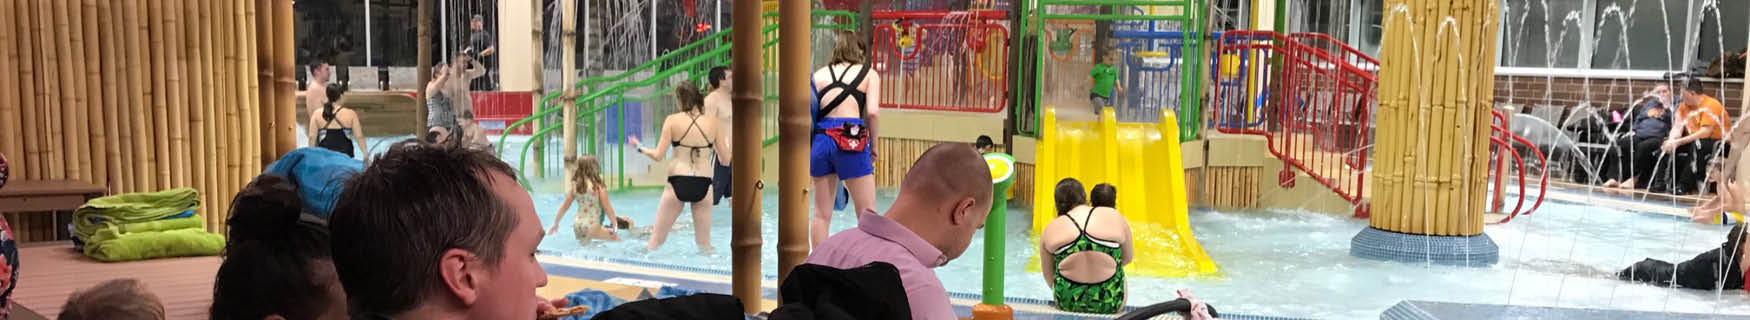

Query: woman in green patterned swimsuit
left=1040, top=182, right=1133, bottom=313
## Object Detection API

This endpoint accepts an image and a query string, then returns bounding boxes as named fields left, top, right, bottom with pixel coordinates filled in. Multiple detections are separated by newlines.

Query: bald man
left=803, top=143, right=994, bottom=320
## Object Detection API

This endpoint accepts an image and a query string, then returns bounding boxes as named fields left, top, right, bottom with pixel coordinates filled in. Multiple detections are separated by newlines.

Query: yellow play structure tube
left=1030, top=107, right=1219, bottom=278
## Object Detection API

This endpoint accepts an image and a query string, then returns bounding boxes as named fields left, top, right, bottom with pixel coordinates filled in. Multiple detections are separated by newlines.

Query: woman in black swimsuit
left=305, top=83, right=367, bottom=159
left=629, top=82, right=720, bottom=252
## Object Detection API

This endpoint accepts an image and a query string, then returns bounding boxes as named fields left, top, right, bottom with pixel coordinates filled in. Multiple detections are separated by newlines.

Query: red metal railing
left=870, top=10, right=1009, bottom=113
left=1488, top=109, right=1549, bottom=224
left=1212, top=31, right=1375, bottom=217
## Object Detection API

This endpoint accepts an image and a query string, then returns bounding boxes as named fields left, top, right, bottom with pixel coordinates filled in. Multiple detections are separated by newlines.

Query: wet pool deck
left=1383, top=300, right=1750, bottom=320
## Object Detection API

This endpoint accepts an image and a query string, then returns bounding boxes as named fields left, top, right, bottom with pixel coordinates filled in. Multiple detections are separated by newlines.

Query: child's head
left=571, top=155, right=605, bottom=193
left=975, top=135, right=994, bottom=153
left=1054, top=178, right=1087, bottom=216
left=58, top=279, right=165, bottom=320
left=1091, top=183, right=1117, bottom=208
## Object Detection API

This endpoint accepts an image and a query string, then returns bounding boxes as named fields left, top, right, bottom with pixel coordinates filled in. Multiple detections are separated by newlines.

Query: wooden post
left=416, top=0, right=431, bottom=138
left=273, top=0, right=296, bottom=159
left=530, top=0, right=546, bottom=177
left=256, top=0, right=274, bottom=167
left=776, top=0, right=809, bottom=289
left=182, top=0, right=208, bottom=214
left=560, top=0, right=578, bottom=188
left=67, top=0, right=95, bottom=185
left=168, top=0, right=190, bottom=188
left=730, top=0, right=763, bottom=312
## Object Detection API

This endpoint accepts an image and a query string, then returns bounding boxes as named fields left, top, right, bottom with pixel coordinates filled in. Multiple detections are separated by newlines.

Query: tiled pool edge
left=538, top=256, right=1307, bottom=320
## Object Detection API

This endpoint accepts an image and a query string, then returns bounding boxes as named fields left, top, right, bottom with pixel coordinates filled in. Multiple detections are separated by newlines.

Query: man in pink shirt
left=804, top=143, right=994, bottom=320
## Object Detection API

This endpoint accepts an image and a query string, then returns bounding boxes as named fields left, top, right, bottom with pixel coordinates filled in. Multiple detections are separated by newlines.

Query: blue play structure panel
left=1381, top=300, right=1750, bottom=320
left=598, top=102, right=643, bottom=143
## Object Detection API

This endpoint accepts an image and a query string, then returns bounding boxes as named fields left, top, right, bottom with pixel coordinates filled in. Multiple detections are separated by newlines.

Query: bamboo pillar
left=1367, top=0, right=1500, bottom=236
left=529, top=0, right=546, bottom=177
left=561, top=0, right=579, bottom=188
left=18, top=0, right=41, bottom=180
left=67, top=0, right=94, bottom=185
left=256, top=0, right=274, bottom=167
left=98, top=0, right=126, bottom=193
left=43, top=0, right=67, bottom=181
left=82, top=0, right=106, bottom=188
left=273, top=0, right=296, bottom=159
left=181, top=0, right=207, bottom=215
left=730, top=0, right=764, bottom=312
left=775, top=0, right=809, bottom=289
left=0, top=0, right=18, bottom=166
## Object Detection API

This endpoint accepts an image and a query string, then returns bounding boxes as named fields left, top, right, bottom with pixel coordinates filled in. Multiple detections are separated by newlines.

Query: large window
left=1591, top=0, right=1686, bottom=70
left=1489, top=0, right=1747, bottom=75
left=1500, top=0, right=1587, bottom=68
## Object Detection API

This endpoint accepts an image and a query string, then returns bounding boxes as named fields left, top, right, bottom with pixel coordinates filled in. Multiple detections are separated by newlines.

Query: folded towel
left=82, top=228, right=225, bottom=262
left=114, top=215, right=205, bottom=234
left=561, top=289, right=624, bottom=320
left=73, top=188, right=200, bottom=241
left=263, top=147, right=363, bottom=219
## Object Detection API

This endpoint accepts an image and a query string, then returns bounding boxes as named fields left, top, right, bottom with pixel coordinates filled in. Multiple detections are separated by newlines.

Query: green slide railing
left=498, top=10, right=857, bottom=189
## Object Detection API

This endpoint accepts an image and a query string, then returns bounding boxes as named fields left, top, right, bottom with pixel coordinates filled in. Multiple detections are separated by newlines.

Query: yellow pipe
left=776, top=0, right=810, bottom=290
left=730, top=0, right=764, bottom=313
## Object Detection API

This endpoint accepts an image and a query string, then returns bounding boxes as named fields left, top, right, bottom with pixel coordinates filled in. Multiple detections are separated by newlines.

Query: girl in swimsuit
left=305, top=83, right=367, bottom=160
left=629, top=83, right=720, bottom=252
left=810, top=32, right=883, bottom=249
left=1040, top=182, right=1133, bottom=313
left=548, top=155, right=633, bottom=243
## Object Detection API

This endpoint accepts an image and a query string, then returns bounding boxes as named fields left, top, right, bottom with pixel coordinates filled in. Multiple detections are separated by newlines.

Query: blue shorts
left=811, top=117, right=874, bottom=179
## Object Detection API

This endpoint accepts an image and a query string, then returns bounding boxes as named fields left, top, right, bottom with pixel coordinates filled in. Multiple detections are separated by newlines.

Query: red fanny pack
left=822, top=123, right=869, bottom=153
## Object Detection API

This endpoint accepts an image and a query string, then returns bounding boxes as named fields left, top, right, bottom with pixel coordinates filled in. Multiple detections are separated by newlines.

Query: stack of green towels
left=72, top=188, right=225, bottom=262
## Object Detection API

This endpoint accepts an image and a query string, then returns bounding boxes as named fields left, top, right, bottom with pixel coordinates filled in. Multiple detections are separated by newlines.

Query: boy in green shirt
left=1089, top=53, right=1120, bottom=112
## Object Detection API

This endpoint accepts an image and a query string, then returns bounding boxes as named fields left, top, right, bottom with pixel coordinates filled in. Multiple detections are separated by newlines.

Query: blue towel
left=654, top=286, right=700, bottom=299
left=561, top=289, right=624, bottom=320
left=262, top=148, right=364, bottom=219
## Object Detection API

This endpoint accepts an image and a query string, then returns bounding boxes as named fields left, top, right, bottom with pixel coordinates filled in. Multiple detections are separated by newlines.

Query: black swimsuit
left=669, top=112, right=715, bottom=203
left=316, top=108, right=355, bottom=157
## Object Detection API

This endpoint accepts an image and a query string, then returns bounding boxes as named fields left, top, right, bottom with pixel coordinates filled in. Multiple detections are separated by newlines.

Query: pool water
left=306, top=132, right=1750, bottom=318
left=532, top=188, right=1750, bottom=319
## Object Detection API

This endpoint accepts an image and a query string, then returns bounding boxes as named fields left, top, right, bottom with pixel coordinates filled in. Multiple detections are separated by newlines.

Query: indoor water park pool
left=531, top=187, right=1750, bottom=319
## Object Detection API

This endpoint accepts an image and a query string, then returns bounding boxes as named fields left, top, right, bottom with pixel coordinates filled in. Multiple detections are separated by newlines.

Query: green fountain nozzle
left=981, top=153, right=1015, bottom=306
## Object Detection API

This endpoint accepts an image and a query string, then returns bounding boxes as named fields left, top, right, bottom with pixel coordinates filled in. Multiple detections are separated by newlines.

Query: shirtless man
left=705, top=67, right=735, bottom=205
left=305, top=61, right=332, bottom=114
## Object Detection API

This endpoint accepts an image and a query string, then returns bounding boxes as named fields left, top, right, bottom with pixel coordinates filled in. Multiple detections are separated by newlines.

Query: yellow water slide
left=1029, top=107, right=1220, bottom=278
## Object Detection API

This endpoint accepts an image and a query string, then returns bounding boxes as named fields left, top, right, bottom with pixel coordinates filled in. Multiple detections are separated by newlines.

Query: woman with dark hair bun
left=210, top=175, right=347, bottom=320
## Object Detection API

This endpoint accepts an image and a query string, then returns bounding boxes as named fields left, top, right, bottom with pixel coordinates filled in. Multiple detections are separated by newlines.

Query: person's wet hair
left=708, top=66, right=730, bottom=89
left=829, top=30, right=868, bottom=65
left=674, top=81, right=705, bottom=113
left=1685, top=78, right=1706, bottom=94
left=211, top=174, right=343, bottom=320
left=328, top=140, right=519, bottom=316
left=1091, top=183, right=1117, bottom=208
left=975, top=135, right=994, bottom=151
left=58, top=279, right=164, bottom=320
left=1054, top=178, right=1087, bottom=216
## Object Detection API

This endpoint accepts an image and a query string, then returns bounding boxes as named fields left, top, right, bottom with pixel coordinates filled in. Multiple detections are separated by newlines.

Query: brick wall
left=1492, top=75, right=1745, bottom=117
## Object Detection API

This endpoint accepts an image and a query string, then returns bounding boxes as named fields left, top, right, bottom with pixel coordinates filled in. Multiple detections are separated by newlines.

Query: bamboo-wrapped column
left=415, top=0, right=431, bottom=138
left=775, top=0, right=809, bottom=289
left=17, top=0, right=41, bottom=180
left=272, top=0, right=295, bottom=159
left=56, top=0, right=88, bottom=183
left=167, top=0, right=190, bottom=188
left=729, top=0, right=764, bottom=312
left=0, top=0, right=18, bottom=164
left=1353, top=0, right=1503, bottom=266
